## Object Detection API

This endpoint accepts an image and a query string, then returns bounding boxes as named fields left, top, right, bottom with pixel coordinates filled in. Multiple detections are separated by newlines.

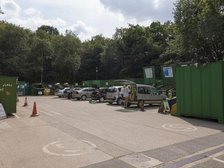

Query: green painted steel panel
left=176, top=62, right=224, bottom=123
left=0, top=76, right=17, bottom=114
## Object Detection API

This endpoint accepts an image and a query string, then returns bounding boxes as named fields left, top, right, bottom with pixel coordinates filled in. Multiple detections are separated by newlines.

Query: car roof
left=136, top=84, right=155, bottom=88
left=109, top=86, right=122, bottom=88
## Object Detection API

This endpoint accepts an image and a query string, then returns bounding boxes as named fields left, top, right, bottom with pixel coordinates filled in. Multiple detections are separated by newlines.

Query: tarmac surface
left=0, top=96, right=224, bottom=168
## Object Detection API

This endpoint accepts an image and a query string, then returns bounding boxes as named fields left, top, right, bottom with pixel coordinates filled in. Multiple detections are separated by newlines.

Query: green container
left=31, top=83, right=44, bottom=96
left=17, top=81, right=25, bottom=96
left=0, top=76, right=17, bottom=114
left=17, top=81, right=30, bottom=96
left=176, top=62, right=224, bottom=123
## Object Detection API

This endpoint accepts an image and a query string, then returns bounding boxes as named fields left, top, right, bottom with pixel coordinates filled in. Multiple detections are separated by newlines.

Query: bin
left=0, top=76, right=17, bottom=115
left=31, top=83, right=44, bottom=96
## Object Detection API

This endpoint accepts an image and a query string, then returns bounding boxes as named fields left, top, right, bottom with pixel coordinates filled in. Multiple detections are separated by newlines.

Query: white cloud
left=0, top=0, right=176, bottom=41
left=100, top=0, right=176, bottom=22
left=1, top=0, right=21, bottom=17
left=67, top=21, right=96, bottom=40
left=23, top=8, right=41, bottom=17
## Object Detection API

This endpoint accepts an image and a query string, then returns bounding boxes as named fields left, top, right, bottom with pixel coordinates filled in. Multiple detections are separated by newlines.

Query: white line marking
left=162, top=124, right=198, bottom=132
left=12, top=113, right=20, bottom=118
left=40, top=111, right=54, bottom=116
left=213, top=158, right=224, bottom=164
left=49, top=110, right=62, bottom=115
left=42, top=141, right=81, bottom=156
left=81, top=140, right=97, bottom=149
left=39, top=110, right=62, bottom=116
left=42, top=140, right=97, bottom=157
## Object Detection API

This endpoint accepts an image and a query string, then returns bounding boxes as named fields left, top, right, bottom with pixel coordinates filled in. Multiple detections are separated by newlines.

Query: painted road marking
left=49, top=110, right=62, bottom=115
left=40, top=110, right=54, bottom=116
left=12, top=113, right=20, bottom=119
left=42, top=140, right=97, bottom=157
left=120, top=153, right=162, bottom=168
left=39, top=110, right=62, bottom=116
left=162, top=124, right=198, bottom=132
left=213, top=158, right=224, bottom=164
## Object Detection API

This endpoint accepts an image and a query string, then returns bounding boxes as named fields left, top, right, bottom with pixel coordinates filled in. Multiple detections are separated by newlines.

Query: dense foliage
left=0, top=0, right=223, bottom=83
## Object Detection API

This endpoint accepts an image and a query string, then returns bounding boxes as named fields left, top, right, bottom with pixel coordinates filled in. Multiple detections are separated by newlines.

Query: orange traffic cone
left=31, top=101, right=39, bottom=117
left=23, top=97, right=28, bottom=107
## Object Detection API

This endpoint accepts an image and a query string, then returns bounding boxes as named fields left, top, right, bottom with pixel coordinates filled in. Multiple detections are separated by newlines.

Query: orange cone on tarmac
left=23, top=97, right=28, bottom=107
left=31, top=101, right=39, bottom=117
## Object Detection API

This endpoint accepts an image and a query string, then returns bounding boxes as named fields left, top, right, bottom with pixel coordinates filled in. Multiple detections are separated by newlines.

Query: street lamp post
left=40, top=51, right=44, bottom=84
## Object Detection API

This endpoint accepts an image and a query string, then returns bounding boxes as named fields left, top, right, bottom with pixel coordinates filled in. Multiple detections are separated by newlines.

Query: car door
left=87, top=88, right=94, bottom=97
left=150, top=87, right=163, bottom=101
left=137, top=86, right=148, bottom=100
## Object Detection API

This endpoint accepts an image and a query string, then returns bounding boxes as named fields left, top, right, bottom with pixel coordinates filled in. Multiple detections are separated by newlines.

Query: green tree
left=0, top=22, right=31, bottom=79
left=37, top=25, right=59, bottom=36
left=113, top=24, right=160, bottom=78
left=79, top=35, right=110, bottom=80
left=52, top=33, right=81, bottom=82
left=174, top=0, right=224, bottom=63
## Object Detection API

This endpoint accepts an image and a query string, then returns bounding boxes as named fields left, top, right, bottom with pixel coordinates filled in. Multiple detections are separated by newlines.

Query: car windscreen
left=107, top=87, right=117, bottom=93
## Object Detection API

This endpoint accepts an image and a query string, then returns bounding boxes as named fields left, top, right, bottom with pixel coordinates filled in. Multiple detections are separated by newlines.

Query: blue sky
left=0, top=0, right=176, bottom=41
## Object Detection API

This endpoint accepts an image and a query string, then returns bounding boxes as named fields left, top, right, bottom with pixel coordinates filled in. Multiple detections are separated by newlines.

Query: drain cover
left=120, top=153, right=162, bottom=168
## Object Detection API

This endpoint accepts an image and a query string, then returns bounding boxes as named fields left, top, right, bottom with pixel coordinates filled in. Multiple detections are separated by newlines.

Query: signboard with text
left=144, top=68, right=153, bottom=78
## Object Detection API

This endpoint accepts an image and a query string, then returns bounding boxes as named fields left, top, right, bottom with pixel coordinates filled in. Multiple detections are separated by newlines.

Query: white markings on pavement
left=42, top=140, right=97, bottom=157
left=39, top=110, right=62, bottom=116
left=213, top=158, right=224, bottom=164
left=12, top=113, right=20, bottom=119
left=162, top=124, right=198, bottom=132
left=120, top=153, right=162, bottom=168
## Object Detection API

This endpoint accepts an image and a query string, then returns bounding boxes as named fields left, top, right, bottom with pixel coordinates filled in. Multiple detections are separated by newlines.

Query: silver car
left=72, top=87, right=95, bottom=100
left=128, top=84, right=166, bottom=107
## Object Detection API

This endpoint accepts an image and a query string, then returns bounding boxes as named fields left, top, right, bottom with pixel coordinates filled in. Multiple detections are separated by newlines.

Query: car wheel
left=117, top=98, right=123, bottom=105
left=99, top=97, right=104, bottom=102
left=81, top=95, right=87, bottom=100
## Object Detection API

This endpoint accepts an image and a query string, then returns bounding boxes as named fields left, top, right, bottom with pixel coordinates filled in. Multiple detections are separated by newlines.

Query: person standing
left=123, top=84, right=130, bottom=108
left=139, top=99, right=145, bottom=112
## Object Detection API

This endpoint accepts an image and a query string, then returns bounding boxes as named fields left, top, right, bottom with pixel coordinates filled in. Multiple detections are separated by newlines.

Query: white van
left=106, top=86, right=123, bottom=105
left=128, top=84, right=166, bottom=107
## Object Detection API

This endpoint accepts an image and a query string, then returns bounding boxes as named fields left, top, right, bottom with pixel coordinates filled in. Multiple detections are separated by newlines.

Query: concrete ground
left=0, top=96, right=224, bottom=168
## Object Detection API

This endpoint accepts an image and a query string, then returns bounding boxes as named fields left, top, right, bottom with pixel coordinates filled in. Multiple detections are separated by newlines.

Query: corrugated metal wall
left=176, top=62, right=224, bottom=123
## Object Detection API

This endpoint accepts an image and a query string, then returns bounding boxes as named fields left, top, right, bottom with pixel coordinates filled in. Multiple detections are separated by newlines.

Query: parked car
left=89, top=87, right=108, bottom=103
left=106, top=86, right=123, bottom=105
left=72, top=87, right=95, bottom=100
left=66, top=87, right=82, bottom=99
left=55, top=87, right=70, bottom=98
left=127, top=84, right=166, bottom=107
